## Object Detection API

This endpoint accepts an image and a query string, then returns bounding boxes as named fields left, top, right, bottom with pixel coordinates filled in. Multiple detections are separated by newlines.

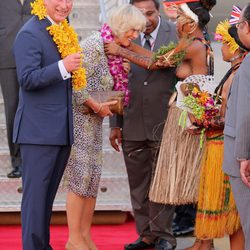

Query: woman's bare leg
left=66, top=191, right=90, bottom=250
left=81, top=197, right=98, bottom=250
left=229, top=228, right=244, bottom=250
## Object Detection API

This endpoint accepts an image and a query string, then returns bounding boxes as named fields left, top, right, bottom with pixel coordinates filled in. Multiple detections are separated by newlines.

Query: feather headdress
left=215, top=20, right=239, bottom=53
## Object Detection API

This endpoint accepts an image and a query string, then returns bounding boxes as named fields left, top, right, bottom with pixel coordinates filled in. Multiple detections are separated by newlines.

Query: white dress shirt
left=47, top=15, right=71, bottom=80
left=140, top=16, right=161, bottom=51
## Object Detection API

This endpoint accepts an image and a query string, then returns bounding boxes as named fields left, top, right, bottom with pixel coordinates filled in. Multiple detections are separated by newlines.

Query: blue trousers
left=20, top=144, right=71, bottom=250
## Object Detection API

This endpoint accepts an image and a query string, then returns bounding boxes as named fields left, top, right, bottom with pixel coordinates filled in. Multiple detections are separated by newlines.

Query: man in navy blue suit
left=13, top=0, right=82, bottom=249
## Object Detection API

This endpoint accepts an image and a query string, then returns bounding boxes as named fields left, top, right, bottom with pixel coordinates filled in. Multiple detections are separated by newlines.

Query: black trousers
left=122, top=140, right=176, bottom=247
left=0, top=68, right=21, bottom=169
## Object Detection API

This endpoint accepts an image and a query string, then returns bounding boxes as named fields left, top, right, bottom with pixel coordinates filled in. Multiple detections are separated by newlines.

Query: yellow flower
left=192, top=87, right=199, bottom=95
left=31, top=0, right=87, bottom=90
left=31, top=0, right=47, bottom=20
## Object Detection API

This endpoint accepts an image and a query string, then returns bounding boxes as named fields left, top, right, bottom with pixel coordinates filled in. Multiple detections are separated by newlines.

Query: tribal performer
left=149, top=0, right=216, bottom=205
left=186, top=16, right=248, bottom=250
left=104, top=0, right=217, bottom=206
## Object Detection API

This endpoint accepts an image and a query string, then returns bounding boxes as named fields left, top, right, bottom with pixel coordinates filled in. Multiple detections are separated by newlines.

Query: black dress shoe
left=154, top=239, right=175, bottom=250
left=173, top=225, right=194, bottom=237
left=125, top=237, right=155, bottom=250
left=7, top=166, right=22, bottom=178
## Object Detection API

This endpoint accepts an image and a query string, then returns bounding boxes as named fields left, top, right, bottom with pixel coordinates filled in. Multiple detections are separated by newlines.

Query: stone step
left=0, top=1, right=133, bottom=213
left=0, top=148, right=126, bottom=178
left=75, top=27, right=100, bottom=42
left=0, top=149, right=11, bottom=176
left=0, top=98, right=6, bottom=124
left=74, top=0, right=99, bottom=5
left=70, top=5, right=100, bottom=27
left=0, top=124, right=8, bottom=149
left=0, top=175, right=131, bottom=212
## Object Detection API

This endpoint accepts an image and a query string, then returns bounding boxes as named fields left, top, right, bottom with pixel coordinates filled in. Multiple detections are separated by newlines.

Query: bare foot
left=200, top=240, right=214, bottom=250
left=65, top=239, right=90, bottom=250
left=83, top=235, right=98, bottom=250
left=184, top=239, right=201, bottom=250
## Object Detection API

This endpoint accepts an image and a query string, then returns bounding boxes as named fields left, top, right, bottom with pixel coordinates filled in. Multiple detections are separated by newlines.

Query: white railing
left=99, top=0, right=129, bottom=23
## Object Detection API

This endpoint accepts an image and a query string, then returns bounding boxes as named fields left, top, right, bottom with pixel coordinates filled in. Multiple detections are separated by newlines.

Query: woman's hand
left=155, top=50, right=175, bottom=68
left=104, top=41, right=121, bottom=56
left=93, top=100, right=118, bottom=118
left=209, top=116, right=224, bottom=130
left=186, top=126, right=203, bottom=135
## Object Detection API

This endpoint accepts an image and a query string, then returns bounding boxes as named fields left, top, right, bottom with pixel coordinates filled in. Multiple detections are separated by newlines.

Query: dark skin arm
left=104, top=41, right=171, bottom=70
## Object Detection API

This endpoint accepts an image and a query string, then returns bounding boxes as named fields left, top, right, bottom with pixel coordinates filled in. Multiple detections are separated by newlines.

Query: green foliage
left=152, top=42, right=186, bottom=66
left=152, top=42, right=176, bottom=61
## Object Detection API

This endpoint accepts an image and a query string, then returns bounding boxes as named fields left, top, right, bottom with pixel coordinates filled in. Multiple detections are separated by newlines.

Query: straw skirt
left=149, top=104, right=203, bottom=205
left=195, top=132, right=240, bottom=239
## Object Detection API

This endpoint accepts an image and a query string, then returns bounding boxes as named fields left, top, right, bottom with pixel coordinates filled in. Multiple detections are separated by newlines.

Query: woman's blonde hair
left=107, top=4, right=146, bottom=38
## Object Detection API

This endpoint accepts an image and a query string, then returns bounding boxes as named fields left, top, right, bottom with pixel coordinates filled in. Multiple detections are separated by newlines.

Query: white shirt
left=47, top=16, right=71, bottom=80
left=140, top=16, right=161, bottom=51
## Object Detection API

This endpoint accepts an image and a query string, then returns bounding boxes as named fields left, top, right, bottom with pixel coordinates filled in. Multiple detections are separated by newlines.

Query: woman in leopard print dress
left=65, top=4, right=146, bottom=250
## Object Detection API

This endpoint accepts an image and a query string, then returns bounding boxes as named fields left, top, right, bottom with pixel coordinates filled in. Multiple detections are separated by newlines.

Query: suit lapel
left=134, top=36, right=142, bottom=47
left=132, top=36, right=152, bottom=79
left=131, top=20, right=173, bottom=81
left=39, top=18, right=61, bottom=56
left=153, top=19, right=171, bottom=52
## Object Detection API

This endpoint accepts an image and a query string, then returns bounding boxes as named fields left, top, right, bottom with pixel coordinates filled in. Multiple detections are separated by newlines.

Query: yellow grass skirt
left=149, top=104, right=204, bottom=205
left=195, top=133, right=241, bottom=239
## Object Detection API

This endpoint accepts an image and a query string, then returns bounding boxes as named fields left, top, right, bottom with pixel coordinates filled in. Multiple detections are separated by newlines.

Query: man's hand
left=240, top=160, right=250, bottom=188
left=63, top=52, right=82, bottom=73
left=104, top=41, right=121, bottom=56
left=109, top=128, right=122, bottom=152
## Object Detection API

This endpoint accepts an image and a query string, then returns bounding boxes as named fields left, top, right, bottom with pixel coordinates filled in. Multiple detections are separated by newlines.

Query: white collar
left=46, top=15, right=58, bottom=25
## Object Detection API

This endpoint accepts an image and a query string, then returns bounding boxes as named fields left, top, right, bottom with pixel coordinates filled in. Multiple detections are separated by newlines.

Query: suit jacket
left=223, top=54, right=250, bottom=177
left=13, top=16, right=73, bottom=146
left=110, top=18, right=177, bottom=141
left=0, top=0, right=33, bottom=69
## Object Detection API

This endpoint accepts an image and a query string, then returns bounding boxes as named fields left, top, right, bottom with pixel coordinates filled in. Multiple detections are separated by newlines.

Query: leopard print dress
left=65, top=32, right=114, bottom=197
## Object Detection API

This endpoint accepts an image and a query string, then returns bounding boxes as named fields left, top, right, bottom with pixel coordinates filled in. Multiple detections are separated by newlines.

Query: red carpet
left=0, top=221, right=138, bottom=250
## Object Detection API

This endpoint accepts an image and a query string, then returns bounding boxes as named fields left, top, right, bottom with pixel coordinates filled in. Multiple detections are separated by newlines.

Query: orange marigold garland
left=31, top=0, right=86, bottom=90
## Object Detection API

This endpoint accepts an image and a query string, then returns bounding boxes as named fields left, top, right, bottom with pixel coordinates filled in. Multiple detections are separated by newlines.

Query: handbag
left=82, top=90, right=125, bottom=115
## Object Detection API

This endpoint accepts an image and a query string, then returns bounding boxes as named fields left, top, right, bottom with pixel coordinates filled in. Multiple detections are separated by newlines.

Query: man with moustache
left=109, top=0, right=177, bottom=249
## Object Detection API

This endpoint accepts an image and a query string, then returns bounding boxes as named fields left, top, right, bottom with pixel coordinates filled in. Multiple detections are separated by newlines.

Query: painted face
left=44, top=0, right=73, bottom=24
left=163, top=5, right=178, bottom=21
left=117, top=29, right=140, bottom=47
left=237, top=8, right=250, bottom=50
left=176, top=12, right=194, bottom=38
left=133, top=1, right=159, bottom=35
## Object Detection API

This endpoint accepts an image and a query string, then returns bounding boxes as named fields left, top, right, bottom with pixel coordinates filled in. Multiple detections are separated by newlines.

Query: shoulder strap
left=214, top=62, right=241, bottom=95
left=193, top=37, right=214, bottom=76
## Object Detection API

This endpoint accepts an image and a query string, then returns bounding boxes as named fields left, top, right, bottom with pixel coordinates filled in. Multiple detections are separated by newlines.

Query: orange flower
left=197, top=91, right=210, bottom=105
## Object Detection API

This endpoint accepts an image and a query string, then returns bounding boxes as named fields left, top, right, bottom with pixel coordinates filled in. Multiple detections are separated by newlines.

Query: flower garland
left=31, top=0, right=86, bottom=90
left=100, top=23, right=129, bottom=106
